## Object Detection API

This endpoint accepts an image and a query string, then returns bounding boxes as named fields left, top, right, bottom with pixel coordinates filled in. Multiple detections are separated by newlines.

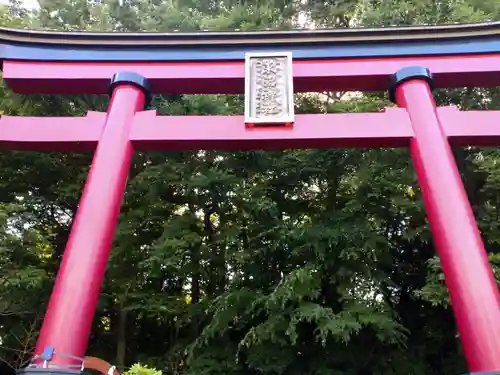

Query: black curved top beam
left=1, top=22, right=500, bottom=62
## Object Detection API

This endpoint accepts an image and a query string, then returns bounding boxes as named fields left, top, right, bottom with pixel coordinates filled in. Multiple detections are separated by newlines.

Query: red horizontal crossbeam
left=130, top=110, right=412, bottom=150
left=0, top=112, right=106, bottom=152
left=0, top=110, right=412, bottom=151
left=4, top=54, right=500, bottom=94
left=439, top=106, right=500, bottom=146
left=1, top=107, right=499, bottom=152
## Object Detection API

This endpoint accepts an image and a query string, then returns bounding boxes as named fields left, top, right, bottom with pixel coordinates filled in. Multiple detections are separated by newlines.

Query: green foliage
left=124, top=363, right=163, bottom=375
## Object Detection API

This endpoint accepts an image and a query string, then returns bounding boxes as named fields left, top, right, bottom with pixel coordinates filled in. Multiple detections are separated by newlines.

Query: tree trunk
left=115, top=306, right=127, bottom=369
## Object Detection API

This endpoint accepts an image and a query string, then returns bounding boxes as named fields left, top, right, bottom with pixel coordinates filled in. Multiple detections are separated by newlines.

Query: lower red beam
left=0, top=112, right=105, bottom=152
left=0, top=110, right=413, bottom=150
left=130, top=109, right=412, bottom=150
left=2, top=107, right=500, bottom=151
left=439, top=106, right=500, bottom=147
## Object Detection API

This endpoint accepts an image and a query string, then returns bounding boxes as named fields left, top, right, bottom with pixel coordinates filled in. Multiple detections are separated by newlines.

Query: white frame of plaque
left=244, top=52, right=294, bottom=125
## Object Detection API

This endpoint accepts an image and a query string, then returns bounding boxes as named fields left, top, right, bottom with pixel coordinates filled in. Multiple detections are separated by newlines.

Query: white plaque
left=244, top=52, right=294, bottom=126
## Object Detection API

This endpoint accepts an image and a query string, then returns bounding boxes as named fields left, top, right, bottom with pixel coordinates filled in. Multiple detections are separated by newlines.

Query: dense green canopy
left=1, top=1, right=500, bottom=374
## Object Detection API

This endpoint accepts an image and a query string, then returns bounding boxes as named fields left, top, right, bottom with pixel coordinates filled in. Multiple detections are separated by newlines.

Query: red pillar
left=33, top=72, right=150, bottom=367
left=390, top=67, right=500, bottom=373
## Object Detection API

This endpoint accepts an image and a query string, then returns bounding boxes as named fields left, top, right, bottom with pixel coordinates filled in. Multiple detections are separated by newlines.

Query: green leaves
left=124, top=363, right=163, bottom=375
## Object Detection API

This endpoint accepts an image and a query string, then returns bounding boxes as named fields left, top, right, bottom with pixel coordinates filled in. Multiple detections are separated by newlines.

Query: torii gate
left=1, top=22, right=500, bottom=375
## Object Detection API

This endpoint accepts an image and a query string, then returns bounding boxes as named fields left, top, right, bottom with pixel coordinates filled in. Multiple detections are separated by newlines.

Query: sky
left=0, top=0, right=39, bottom=10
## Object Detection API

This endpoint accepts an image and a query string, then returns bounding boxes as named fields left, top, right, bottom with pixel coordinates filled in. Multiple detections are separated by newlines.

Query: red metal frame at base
left=395, top=79, right=500, bottom=372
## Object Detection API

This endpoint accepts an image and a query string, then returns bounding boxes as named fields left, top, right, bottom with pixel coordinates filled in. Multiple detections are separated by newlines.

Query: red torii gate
left=1, top=22, right=500, bottom=375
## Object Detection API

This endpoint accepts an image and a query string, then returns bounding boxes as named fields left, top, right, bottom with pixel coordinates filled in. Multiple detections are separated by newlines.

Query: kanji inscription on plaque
left=244, top=52, right=294, bottom=126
